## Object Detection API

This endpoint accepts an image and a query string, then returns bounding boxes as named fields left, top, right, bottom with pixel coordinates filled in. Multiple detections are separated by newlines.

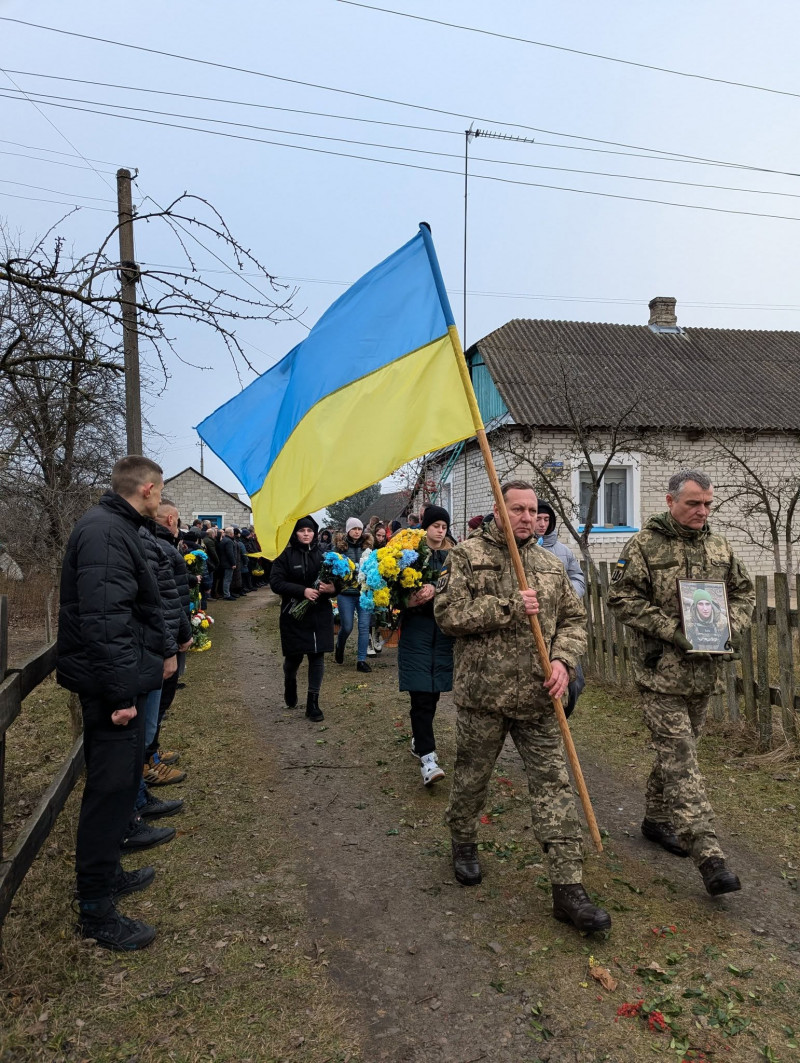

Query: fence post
left=725, top=661, right=740, bottom=723
left=589, top=568, right=606, bottom=678
left=739, top=624, right=757, bottom=729
left=755, top=576, right=772, bottom=751
left=774, top=572, right=798, bottom=743
left=598, top=562, right=617, bottom=683
left=583, top=562, right=597, bottom=675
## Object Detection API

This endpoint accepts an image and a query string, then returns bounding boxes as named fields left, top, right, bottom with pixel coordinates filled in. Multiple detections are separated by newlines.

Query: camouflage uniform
left=607, top=512, right=755, bottom=863
left=433, top=520, right=587, bottom=884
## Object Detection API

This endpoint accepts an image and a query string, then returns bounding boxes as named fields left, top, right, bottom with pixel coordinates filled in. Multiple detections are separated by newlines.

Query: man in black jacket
left=219, top=526, right=239, bottom=600
left=58, top=455, right=167, bottom=950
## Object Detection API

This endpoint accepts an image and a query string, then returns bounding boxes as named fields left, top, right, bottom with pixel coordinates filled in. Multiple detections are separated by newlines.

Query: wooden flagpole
left=446, top=324, right=603, bottom=853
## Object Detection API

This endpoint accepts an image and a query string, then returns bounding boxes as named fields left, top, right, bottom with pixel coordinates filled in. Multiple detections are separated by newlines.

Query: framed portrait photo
left=677, top=579, right=731, bottom=654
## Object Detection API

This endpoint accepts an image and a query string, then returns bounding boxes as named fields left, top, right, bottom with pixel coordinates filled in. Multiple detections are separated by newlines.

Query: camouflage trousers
left=445, top=705, right=584, bottom=884
left=641, top=692, right=723, bottom=864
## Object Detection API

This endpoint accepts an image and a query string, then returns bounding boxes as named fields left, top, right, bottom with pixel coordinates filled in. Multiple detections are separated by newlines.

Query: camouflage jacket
left=433, top=521, right=586, bottom=716
left=606, top=512, right=755, bottom=696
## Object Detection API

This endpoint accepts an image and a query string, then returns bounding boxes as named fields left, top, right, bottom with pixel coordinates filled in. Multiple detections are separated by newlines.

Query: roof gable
left=472, top=318, right=800, bottom=432
left=163, top=466, right=249, bottom=507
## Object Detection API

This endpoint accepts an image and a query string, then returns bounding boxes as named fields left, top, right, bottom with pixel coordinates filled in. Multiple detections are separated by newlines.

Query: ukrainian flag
left=196, top=225, right=481, bottom=558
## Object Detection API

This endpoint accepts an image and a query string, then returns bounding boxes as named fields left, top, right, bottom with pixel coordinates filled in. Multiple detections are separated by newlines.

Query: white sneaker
left=366, top=639, right=377, bottom=657
left=420, top=752, right=445, bottom=786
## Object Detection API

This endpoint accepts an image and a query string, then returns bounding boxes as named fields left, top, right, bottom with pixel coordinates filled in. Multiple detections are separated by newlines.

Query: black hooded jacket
left=269, top=517, right=334, bottom=656
left=154, top=522, right=192, bottom=646
left=57, top=491, right=166, bottom=712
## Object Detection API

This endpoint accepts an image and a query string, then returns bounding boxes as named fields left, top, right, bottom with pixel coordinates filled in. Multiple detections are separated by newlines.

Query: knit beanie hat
left=294, top=516, right=317, bottom=533
left=345, top=517, right=363, bottom=535
left=422, top=505, right=451, bottom=530
left=467, top=514, right=484, bottom=530
left=536, top=500, right=557, bottom=535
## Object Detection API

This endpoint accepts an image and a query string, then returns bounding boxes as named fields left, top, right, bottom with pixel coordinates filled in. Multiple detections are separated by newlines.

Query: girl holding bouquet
left=333, top=518, right=374, bottom=672
left=397, top=505, right=454, bottom=787
left=269, top=516, right=335, bottom=722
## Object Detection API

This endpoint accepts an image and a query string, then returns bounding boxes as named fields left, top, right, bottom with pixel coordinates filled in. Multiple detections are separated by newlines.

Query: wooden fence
left=584, top=565, right=799, bottom=750
left=0, top=595, right=84, bottom=943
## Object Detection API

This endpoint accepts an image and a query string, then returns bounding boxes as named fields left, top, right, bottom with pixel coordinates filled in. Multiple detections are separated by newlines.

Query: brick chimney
left=648, top=296, right=677, bottom=328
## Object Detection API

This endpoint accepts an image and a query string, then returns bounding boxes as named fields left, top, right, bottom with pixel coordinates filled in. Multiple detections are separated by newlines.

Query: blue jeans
left=222, top=567, right=234, bottom=598
left=336, top=594, right=371, bottom=662
left=135, top=686, right=163, bottom=810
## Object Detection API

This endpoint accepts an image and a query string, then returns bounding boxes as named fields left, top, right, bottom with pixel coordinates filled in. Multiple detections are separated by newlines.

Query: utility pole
left=117, top=168, right=142, bottom=455
left=198, top=437, right=205, bottom=476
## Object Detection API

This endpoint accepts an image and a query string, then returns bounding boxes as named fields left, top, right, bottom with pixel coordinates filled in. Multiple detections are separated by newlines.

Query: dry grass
left=0, top=616, right=363, bottom=1063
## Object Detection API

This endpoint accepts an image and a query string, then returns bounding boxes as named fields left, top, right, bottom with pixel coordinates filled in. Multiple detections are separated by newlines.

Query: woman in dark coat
left=269, top=516, right=335, bottom=722
left=397, top=505, right=454, bottom=787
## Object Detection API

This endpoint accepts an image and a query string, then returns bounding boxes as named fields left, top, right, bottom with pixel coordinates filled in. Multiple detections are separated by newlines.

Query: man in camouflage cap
left=607, top=470, right=754, bottom=897
left=434, top=480, right=610, bottom=933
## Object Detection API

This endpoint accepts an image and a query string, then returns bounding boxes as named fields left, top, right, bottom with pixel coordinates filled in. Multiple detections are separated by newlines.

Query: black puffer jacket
left=154, top=523, right=192, bottom=645
left=218, top=533, right=237, bottom=570
left=270, top=518, right=334, bottom=656
left=138, top=525, right=181, bottom=657
left=57, top=491, right=165, bottom=713
left=202, top=532, right=219, bottom=571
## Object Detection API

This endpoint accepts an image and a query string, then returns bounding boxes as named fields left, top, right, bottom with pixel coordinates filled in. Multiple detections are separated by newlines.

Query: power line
left=0, top=146, right=117, bottom=173
left=0, top=15, right=785, bottom=175
left=4, top=90, right=800, bottom=224
left=6, top=67, right=793, bottom=178
left=0, top=189, right=112, bottom=211
left=337, top=0, right=800, bottom=102
left=0, top=176, right=114, bottom=202
left=5, top=85, right=800, bottom=200
left=0, top=135, right=127, bottom=167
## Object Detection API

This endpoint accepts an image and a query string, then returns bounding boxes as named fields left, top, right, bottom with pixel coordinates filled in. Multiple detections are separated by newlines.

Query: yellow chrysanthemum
left=373, top=587, right=391, bottom=608
left=400, top=568, right=422, bottom=588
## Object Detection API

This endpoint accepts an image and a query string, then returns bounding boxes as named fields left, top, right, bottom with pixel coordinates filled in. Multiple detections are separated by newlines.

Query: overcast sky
left=3, top=1, right=800, bottom=498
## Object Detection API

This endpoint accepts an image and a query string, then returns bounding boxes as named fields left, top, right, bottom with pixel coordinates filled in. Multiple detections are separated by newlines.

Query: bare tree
left=490, top=349, right=679, bottom=572
left=1, top=195, right=298, bottom=385
left=709, top=432, right=800, bottom=581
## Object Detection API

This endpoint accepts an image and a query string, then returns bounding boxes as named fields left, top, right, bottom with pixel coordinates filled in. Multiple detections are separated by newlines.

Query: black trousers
left=409, top=690, right=440, bottom=758
left=148, top=653, right=184, bottom=758
left=284, top=652, right=325, bottom=694
left=76, top=692, right=147, bottom=900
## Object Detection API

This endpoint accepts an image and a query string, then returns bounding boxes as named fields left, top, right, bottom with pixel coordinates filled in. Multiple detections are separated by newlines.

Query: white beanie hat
left=345, top=517, right=363, bottom=535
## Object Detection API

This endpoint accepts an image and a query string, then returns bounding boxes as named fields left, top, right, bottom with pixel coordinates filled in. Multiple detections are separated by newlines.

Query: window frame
left=571, top=453, right=642, bottom=535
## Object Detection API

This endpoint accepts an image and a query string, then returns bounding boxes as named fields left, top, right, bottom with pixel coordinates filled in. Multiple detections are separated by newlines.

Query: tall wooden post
left=117, top=168, right=142, bottom=455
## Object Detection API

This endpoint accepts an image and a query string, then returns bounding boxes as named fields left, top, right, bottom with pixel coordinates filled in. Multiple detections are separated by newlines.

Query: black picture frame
left=677, top=578, right=732, bottom=654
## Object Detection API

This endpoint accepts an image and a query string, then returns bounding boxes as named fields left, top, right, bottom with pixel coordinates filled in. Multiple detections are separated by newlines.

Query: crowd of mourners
left=56, top=455, right=755, bottom=952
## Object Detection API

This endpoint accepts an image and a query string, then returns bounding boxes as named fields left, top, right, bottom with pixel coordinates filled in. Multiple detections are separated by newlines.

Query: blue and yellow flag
left=196, top=225, right=481, bottom=557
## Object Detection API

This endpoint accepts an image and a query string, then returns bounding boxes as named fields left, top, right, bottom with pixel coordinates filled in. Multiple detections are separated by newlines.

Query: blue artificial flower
left=398, top=549, right=418, bottom=569
left=360, top=589, right=375, bottom=611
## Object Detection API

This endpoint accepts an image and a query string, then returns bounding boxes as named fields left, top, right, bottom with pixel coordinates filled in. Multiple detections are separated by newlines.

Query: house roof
left=163, top=466, right=250, bottom=508
left=356, top=491, right=410, bottom=526
left=470, top=318, right=800, bottom=433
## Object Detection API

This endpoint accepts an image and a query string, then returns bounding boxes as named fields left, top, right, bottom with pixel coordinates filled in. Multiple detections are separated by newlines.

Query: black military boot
left=305, top=692, right=324, bottom=722
left=641, top=818, right=690, bottom=857
left=111, top=865, right=155, bottom=900
left=76, top=897, right=156, bottom=951
left=699, top=857, right=741, bottom=896
left=283, top=667, right=298, bottom=708
left=451, top=840, right=482, bottom=886
left=552, top=884, right=612, bottom=932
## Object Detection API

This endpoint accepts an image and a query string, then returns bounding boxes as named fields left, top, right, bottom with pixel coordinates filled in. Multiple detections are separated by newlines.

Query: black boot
left=552, top=883, right=612, bottom=932
left=451, top=840, right=482, bottom=886
left=641, top=818, right=690, bottom=858
left=111, top=865, right=156, bottom=900
left=334, top=641, right=344, bottom=665
left=306, top=692, right=324, bottom=722
left=699, top=857, right=741, bottom=896
left=283, top=665, right=298, bottom=708
left=76, top=897, right=156, bottom=951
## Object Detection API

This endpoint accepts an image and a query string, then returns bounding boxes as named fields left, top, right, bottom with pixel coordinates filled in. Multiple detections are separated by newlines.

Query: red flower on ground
left=647, top=1010, right=669, bottom=1033
left=480, top=814, right=492, bottom=824
left=497, top=777, right=513, bottom=786
left=616, top=1001, right=643, bottom=1017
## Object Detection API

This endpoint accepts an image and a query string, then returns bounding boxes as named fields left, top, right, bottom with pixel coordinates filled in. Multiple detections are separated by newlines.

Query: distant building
left=163, top=467, right=252, bottom=529
left=356, top=490, right=412, bottom=529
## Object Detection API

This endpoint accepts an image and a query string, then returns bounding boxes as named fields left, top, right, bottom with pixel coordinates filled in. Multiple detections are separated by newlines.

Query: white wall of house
left=438, top=429, right=800, bottom=578
left=163, top=468, right=252, bottom=528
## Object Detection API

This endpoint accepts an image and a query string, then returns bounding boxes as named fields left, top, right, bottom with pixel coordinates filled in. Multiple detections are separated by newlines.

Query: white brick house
left=163, top=467, right=252, bottom=529
left=426, top=298, right=800, bottom=578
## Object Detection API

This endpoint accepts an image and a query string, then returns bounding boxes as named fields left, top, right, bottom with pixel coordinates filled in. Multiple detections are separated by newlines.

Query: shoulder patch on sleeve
left=436, top=569, right=450, bottom=593
left=611, top=557, right=628, bottom=583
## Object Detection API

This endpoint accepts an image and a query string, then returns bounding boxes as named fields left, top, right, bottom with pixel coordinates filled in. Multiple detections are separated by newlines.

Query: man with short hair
left=58, top=455, right=167, bottom=950
left=607, top=470, right=755, bottom=897
left=435, top=480, right=610, bottom=933
left=201, top=524, right=220, bottom=599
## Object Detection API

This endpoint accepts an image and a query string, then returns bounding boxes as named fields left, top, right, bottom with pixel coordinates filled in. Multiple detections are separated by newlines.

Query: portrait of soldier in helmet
left=678, top=581, right=732, bottom=654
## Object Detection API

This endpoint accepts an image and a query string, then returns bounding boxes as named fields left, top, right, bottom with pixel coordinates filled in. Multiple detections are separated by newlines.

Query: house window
left=572, top=456, right=641, bottom=533
left=197, top=513, right=223, bottom=527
